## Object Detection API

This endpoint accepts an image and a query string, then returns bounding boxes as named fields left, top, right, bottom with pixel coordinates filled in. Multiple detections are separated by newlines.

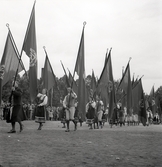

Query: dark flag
left=43, top=48, right=57, bottom=91
left=132, top=77, right=143, bottom=115
left=132, top=80, right=140, bottom=115
left=74, top=22, right=86, bottom=121
left=90, top=69, right=97, bottom=97
left=96, top=49, right=116, bottom=122
left=155, top=95, right=162, bottom=119
left=149, top=85, right=156, bottom=116
left=22, top=2, right=37, bottom=102
left=0, top=31, right=24, bottom=105
left=106, top=49, right=116, bottom=122
left=138, top=79, right=147, bottom=126
left=118, top=61, right=132, bottom=115
left=96, top=49, right=109, bottom=107
left=132, top=73, right=135, bottom=86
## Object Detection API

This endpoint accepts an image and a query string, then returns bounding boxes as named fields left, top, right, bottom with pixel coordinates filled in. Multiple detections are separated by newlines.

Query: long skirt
left=6, top=105, right=27, bottom=123
left=86, top=109, right=95, bottom=119
left=35, top=106, right=45, bottom=123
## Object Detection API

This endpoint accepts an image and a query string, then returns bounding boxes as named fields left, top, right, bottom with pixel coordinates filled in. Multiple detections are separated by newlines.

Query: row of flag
left=0, top=2, right=161, bottom=124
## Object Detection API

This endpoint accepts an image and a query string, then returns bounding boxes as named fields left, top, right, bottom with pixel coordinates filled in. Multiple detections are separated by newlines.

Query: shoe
left=65, top=129, right=70, bottom=132
left=40, top=124, right=43, bottom=130
left=8, top=130, right=16, bottom=133
left=20, top=125, right=24, bottom=132
left=38, top=124, right=43, bottom=130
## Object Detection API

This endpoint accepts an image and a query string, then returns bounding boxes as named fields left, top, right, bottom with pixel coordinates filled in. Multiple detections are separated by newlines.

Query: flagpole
left=122, top=66, right=124, bottom=76
left=19, top=1, right=36, bottom=60
left=97, top=48, right=111, bottom=89
left=60, top=61, right=69, bottom=82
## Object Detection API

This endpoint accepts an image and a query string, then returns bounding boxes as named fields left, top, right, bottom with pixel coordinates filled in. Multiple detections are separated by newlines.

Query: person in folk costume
left=104, top=104, right=109, bottom=123
left=147, top=107, right=152, bottom=125
left=117, top=103, right=124, bottom=127
left=47, top=106, right=53, bottom=121
left=123, top=107, right=127, bottom=125
left=63, top=87, right=77, bottom=132
left=7, top=80, right=26, bottom=133
left=109, top=104, right=118, bottom=128
left=95, top=95, right=104, bottom=129
left=58, top=97, right=66, bottom=128
left=86, top=96, right=96, bottom=129
left=35, top=88, right=48, bottom=130
left=153, top=112, right=160, bottom=124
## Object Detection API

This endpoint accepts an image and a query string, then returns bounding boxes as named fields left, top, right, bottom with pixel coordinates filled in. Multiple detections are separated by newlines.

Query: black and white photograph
left=0, top=0, right=162, bottom=166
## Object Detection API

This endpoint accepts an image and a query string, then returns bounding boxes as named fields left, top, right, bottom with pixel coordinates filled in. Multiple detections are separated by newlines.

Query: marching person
left=7, top=80, right=26, bottom=133
left=63, top=87, right=77, bottom=132
left=86, top=96, right=96, bottom=129
left=35, top=88, right=48, bottom=130
left=58, top=97, right=66, bottom=128
left=96, top=95, right=104, bottom=129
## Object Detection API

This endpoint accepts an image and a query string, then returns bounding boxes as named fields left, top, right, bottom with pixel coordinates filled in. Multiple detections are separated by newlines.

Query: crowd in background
left=0, top=100, right=161, bottom=127
left=0, top=103, right=61, bottom=121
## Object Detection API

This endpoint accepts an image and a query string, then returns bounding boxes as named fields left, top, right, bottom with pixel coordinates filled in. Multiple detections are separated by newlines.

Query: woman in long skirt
left=35, top=89, right=48, bottom=130
left=7, top=81, right=26, bottom=133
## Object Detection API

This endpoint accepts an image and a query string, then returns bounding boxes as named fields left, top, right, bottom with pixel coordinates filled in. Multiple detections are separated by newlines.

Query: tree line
left=2, top=73, right=162, bottom=111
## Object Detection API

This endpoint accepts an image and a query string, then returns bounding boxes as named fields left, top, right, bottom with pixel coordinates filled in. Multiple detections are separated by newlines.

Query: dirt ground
left=0, top=120, right=162, bottom=167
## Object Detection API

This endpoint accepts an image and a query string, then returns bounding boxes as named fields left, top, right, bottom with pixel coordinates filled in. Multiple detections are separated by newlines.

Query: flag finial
left=6, top=23, right=10, bottom=29
left=83, top=21, right=86, bottom=27
left=127, top=57, right=132, bottom=64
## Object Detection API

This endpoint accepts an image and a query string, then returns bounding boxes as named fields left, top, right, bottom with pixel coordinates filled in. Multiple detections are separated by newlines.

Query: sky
left=0, top=0, right=162, bottom=94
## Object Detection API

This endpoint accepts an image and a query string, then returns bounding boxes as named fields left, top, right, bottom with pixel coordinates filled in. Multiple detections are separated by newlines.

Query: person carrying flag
left=7, top=80, right=26, bottom=133
left=35, top=89, right=48, bottom=130
left=63, top=87, right=77, bottom=132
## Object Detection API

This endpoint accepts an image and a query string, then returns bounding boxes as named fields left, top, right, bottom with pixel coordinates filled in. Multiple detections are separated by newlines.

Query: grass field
left=0, top=120, right=162, bottom=167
